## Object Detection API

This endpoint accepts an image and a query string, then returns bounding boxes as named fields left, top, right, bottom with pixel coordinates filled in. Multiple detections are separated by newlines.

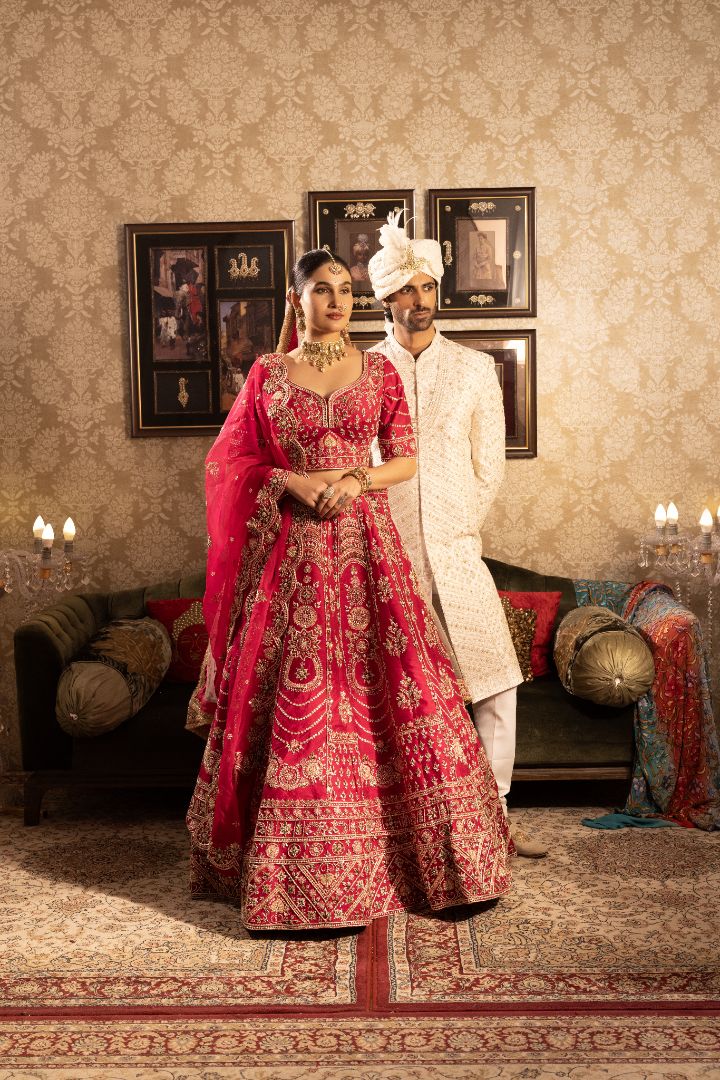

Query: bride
left=186, top=242, right=512, bottom=931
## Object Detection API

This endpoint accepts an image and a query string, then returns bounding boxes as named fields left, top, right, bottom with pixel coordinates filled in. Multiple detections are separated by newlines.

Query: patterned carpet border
left=0, top=926, right=371, bottom=1017
left=1, top=1015, right=720, bottom=1070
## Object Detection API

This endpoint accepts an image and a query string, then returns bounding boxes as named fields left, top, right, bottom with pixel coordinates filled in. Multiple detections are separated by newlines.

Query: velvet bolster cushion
left=56, top=617, right=172, bottom=737
left=554, top=605, right=655, bottom=708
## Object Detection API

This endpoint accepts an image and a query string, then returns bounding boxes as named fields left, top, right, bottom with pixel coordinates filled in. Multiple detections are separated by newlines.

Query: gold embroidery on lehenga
left=384, top=618, right=408, bottom=656
left=396, top=673, right=423, bottom=710
left=376, top=574, right=393, bottom=602
left=266, top=751, right=325, bottom=789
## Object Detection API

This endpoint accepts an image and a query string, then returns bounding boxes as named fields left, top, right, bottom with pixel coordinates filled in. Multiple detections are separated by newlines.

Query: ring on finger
left=320, top=486, right=335, bottom=501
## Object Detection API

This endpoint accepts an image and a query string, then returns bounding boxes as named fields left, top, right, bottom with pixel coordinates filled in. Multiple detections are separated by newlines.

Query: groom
left=368, top=213, right=547, bottom=858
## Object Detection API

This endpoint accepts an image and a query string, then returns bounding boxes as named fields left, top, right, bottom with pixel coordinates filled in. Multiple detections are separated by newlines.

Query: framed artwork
left=428, top=188, right=536, bottom=317
left=125, top=220, right=294, bottom=436
left=308, top=190, right=415, bottom=320
left=445, top=330, right=537, bottom=457
left=351, top=329, right=536, bottom=458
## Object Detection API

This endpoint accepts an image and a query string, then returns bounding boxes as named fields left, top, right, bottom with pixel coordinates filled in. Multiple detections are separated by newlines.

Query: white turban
left=368, top=210, right=444, bottom=301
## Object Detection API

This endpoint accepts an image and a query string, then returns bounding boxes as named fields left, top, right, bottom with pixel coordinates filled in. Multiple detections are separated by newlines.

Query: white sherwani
left=375, top=330, right=522, bottom=702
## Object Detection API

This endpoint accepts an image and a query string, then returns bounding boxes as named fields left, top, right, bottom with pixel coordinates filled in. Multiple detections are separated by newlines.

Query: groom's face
left=383, top=273, right=437, bottom=333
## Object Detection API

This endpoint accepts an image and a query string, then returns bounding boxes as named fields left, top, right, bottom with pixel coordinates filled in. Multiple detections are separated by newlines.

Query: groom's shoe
left=509, top=821, right=548, bottom=858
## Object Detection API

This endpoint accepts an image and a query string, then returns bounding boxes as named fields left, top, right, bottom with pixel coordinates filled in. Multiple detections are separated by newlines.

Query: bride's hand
left=285, top=473, right=334, bottom=511
left=318, top=476, right=362, bottom=520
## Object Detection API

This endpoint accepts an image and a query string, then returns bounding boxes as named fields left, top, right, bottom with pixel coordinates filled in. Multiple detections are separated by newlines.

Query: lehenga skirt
left=187, top=491, right=512, bottom=930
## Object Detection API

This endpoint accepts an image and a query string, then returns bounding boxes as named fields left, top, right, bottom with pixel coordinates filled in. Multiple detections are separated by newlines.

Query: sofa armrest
left=14, top=594, right=109, bottom=771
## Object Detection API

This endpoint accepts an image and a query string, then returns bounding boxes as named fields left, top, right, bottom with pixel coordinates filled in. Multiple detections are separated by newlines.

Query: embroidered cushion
left=554, top=605, right=655, bottom=707
left=499, top=597, right=537, bottom=683
left=56, top=617, right=172, bottom=737
left=498, top=590, right=563, bottom=677
left=146, top=598, right=208, bottom=683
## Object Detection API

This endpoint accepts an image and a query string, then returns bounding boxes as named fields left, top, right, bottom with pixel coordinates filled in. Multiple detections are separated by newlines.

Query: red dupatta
left=188, top=355, right=305, bottom=731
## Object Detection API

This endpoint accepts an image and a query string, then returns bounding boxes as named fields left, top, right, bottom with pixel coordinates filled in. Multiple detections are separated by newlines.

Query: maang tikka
left=322, top=244, right=343, bottom=275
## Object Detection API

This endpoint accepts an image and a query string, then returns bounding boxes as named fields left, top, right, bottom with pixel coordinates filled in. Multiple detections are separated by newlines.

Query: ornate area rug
left=0, top=810, right=366, bottom=1012
left=381, top=807, right=720, bottom=1008
left=1, top=801, right=719, bottom=1074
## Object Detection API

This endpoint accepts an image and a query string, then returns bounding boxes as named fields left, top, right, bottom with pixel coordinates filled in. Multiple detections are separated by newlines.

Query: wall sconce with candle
left=0, top=515, right=90, bottom=615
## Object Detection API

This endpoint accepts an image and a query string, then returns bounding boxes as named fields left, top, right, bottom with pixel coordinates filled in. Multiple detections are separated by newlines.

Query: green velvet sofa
left=14, top=558, right=637, bottom=825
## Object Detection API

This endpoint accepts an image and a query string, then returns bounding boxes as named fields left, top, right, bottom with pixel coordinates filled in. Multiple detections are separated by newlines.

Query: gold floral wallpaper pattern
left=1, top=0, right=719, bottom=768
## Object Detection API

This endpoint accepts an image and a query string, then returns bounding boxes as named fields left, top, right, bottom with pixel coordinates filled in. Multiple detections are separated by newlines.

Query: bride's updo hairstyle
left=277, top=248, right=352, bottom=353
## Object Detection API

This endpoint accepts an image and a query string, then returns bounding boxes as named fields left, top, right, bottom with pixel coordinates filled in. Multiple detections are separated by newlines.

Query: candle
left=63, top=517, right=75, bottom=557
left=667, top=502, right=679, bottom=525
left=654, top=504, right=667, bottom=528
left=40, top=523, right=54, bottom=575
left=699, top=508, right=714, bottom=562
left=33, top=515, right=45, bottom=553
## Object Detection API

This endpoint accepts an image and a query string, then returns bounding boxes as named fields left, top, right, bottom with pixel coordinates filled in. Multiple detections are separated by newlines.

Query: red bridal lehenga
left=186, top=351, right=512, bottom=930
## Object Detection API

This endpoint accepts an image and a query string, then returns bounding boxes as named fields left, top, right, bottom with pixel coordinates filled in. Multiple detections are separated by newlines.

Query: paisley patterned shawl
left=575, top=578, right=720, bottom=830
left=189, top=357, right=301, bottom=727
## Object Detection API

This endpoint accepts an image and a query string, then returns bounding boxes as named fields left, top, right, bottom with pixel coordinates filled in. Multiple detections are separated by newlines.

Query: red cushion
left=146, top=598, right=207, bottom=683
left=498, top=591, right=563, bottom=677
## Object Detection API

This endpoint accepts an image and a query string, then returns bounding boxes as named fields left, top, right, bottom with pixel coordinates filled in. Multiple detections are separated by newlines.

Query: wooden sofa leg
left=23, top=779, right=44, bottom=826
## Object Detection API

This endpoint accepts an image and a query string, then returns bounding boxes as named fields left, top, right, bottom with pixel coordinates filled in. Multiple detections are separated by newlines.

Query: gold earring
left=294, top=307, right=306, bottom=332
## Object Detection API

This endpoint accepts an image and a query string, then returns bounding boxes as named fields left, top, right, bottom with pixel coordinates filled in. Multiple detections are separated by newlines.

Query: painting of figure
left=455, top=220, right=507, bottom=293
left=334, top=221, right=381, bottom=295
left=218, top=298, right=274, bottom=412
left=151, top=247, right=208, bottom=362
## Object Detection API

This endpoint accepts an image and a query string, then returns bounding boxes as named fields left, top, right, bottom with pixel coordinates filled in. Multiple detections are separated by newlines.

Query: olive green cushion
left=56, top=617, right=172, bottom=737
left=554, top=605, right=655, bottom=708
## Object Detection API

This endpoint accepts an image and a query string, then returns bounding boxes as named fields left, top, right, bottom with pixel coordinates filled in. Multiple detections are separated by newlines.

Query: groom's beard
left=395, top=304, right=436, bottom=333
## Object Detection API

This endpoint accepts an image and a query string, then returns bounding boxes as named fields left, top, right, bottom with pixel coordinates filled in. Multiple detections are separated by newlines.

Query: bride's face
left=294, top=262, right=353, bottom=337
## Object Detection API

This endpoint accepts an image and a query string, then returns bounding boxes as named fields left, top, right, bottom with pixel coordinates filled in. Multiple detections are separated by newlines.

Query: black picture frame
left=125, top=220, right=294, bottom=436
left=308, top=190, right=415, bottom=320
left=445, top=330, right=537, bottom=457
left=336, top=329, right=536, bottom=457
left=428, top=188, right=536, bottom=317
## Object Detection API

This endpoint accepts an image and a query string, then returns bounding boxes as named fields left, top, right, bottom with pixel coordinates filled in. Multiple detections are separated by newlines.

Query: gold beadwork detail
left=300, top=338, right=345, bottom=372
left=228, top=252, right=260, bottom=279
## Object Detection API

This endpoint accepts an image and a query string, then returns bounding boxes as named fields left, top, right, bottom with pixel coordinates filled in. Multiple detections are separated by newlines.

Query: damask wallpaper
left=1, top=0, right=719, bottom=769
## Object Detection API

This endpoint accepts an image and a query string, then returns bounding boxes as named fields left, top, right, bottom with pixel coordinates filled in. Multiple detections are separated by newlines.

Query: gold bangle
left=343, top=467, right=371, bottom=495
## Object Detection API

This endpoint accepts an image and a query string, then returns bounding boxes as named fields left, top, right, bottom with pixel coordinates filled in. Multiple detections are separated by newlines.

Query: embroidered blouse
left=263, top=350, right=416, bottom=471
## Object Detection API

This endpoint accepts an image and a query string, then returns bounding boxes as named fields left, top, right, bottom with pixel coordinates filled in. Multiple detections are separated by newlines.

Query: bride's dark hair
left=292, top=248, right=351, bottom=293
left=277, top=249, right=353, bottom=353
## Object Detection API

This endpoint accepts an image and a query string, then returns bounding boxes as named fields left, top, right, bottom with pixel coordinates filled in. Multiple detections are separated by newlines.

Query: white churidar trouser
left=429, top=580, right=517, bottom=819
left=470, top=687, right=517, bottom=818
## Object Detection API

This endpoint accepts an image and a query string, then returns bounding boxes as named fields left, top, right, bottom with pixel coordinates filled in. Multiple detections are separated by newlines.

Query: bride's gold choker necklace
left=300, top=338, right=345, bottom=372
